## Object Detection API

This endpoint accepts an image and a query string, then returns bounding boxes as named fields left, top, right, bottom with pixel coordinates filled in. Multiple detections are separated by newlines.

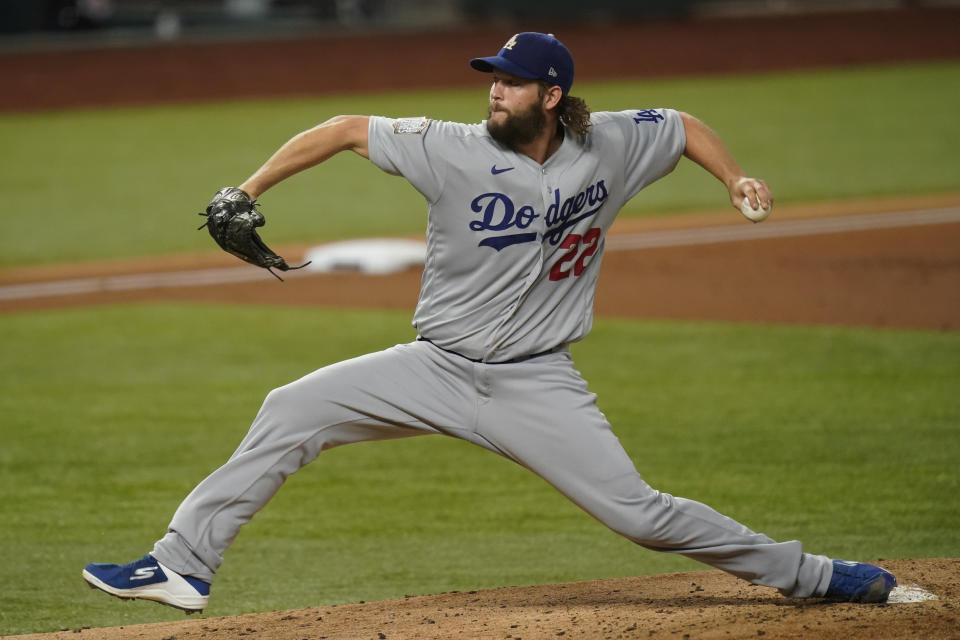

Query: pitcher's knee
left=606, top=517, right=660, bottom=545
left=597, top=492, right=676, bottom=546
left=256, top=380, right=343, bottom=433
left=261, top=383, right=305, bottom=411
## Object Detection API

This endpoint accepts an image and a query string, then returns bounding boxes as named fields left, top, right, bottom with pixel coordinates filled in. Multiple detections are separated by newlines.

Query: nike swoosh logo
left=491, top=166, right=514, bottom=175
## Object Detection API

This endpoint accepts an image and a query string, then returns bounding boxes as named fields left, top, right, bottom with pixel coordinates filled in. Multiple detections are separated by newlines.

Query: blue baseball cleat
left=823, top=559, right=897, bottom=603
left=82, top=554, right=210, bottom=613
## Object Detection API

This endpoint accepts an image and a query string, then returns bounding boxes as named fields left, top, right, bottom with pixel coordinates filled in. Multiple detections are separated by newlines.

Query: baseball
left=740, top=196, right=772, bottom=222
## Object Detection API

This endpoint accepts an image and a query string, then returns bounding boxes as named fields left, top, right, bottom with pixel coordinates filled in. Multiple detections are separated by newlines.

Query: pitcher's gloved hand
left=198, top=187, right=309, bottom=280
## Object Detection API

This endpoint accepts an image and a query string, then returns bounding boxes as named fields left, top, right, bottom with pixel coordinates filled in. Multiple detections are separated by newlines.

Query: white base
left=304, top=238, right=427, bottom=275
left=887, top=584, right=938, bottom=603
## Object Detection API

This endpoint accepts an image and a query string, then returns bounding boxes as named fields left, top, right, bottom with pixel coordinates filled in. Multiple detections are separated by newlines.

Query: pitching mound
left=20, top=558, right=958, bottom=639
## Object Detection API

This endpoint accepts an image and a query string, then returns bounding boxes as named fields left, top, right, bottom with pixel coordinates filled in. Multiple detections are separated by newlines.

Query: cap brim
left=469, top=55, right=539, bottom=80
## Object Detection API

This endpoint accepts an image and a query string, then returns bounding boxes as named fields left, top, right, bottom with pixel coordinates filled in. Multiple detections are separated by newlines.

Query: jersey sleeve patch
left=392, top=117, right=430, bottom=135
left=632, top=109, right=665, bottom=124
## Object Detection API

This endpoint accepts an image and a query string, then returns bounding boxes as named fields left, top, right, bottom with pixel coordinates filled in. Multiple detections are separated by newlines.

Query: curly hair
left=538, top=82, right=592, bottom=139
left=557, top=95, right=592, bottom=139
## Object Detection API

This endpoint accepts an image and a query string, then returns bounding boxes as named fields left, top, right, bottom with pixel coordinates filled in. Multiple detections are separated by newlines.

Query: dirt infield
left=4, top=194, right=960, bottom=331
left=4, top=7, right=959, bottom=639
left=14, top=559, right=958, bottom=640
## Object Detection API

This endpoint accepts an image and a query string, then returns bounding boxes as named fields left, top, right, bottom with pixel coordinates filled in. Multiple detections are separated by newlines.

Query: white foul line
left=2, top=207, right=959, bottom=302
left=0, top=266, right=274, bottom=301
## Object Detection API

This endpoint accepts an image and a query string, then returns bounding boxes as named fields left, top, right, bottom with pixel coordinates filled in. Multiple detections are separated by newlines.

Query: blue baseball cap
left=470, top=32, right=575, bottom=95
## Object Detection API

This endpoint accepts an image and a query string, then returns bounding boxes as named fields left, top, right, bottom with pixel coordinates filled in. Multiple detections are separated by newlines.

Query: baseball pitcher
left=83, top=32, right=896, bottom=613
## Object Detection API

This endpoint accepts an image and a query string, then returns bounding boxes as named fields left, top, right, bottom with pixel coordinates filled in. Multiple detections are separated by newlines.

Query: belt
left=416, top=337, right=566, bottom=364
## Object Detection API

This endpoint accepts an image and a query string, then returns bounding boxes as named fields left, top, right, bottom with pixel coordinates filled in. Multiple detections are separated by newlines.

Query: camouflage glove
left=197, top=187, right=308, bottom=280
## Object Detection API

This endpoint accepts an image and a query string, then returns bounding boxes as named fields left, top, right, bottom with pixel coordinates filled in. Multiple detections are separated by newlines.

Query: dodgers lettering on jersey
left=368, top=109, right=685, bottom=362
left=468, top=179, right=608, bottom=250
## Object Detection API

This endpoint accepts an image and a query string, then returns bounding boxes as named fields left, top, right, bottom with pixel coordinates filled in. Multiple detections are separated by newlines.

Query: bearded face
left=486, top=95, right=548, bottom=148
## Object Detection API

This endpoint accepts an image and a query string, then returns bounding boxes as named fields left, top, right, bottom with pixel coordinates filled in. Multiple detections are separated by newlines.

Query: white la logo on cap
left=548, top=67, right=558, bottom=78
left=503, top=34, right=518, bottom=50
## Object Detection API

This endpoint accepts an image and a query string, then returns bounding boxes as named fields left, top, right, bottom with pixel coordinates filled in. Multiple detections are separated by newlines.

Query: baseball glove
left=197, top=187, right=309, bottom=280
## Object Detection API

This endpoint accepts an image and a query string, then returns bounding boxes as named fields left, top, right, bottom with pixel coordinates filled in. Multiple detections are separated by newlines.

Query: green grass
left=1, top=304, right=957, bottom=634
left=1, top=61, right=958, bottom=268
left=2, top=60, right=959, bottom=634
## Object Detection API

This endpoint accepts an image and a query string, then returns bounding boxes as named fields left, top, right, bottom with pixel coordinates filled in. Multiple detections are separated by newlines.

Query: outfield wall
left=2, top=6, right=959, bottom=113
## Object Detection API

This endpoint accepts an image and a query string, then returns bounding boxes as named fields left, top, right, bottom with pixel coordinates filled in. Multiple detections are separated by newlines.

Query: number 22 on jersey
left=549, top=228, right=601, bottom=281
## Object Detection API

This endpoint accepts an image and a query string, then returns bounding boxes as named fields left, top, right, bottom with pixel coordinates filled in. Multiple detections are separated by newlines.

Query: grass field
left=1, top=305, right=958, bottom=635
left=2, top=60, right=959, bottom=636
left=1, top=61, right=959, bottom=267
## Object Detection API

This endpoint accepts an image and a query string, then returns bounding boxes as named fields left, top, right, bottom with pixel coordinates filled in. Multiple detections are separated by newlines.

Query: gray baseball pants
left=152, top=339, right=832, bottom=597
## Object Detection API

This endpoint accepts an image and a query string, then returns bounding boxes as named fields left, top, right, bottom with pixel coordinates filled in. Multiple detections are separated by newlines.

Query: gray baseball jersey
left=152, top=109, right=833, bottom=600
left=368, top=109, right=684, bottom=363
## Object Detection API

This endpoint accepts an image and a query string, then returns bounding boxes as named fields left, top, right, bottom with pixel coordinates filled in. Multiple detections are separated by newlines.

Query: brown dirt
left=4, top=194, right=960, bottom=331
left=4, top=8, right=959, bottom=639
left=12, top=559, right=958, bottom=640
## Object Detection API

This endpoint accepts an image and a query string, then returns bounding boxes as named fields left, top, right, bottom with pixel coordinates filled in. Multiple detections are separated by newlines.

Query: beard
left=486, top=100, right=547, bottom=148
